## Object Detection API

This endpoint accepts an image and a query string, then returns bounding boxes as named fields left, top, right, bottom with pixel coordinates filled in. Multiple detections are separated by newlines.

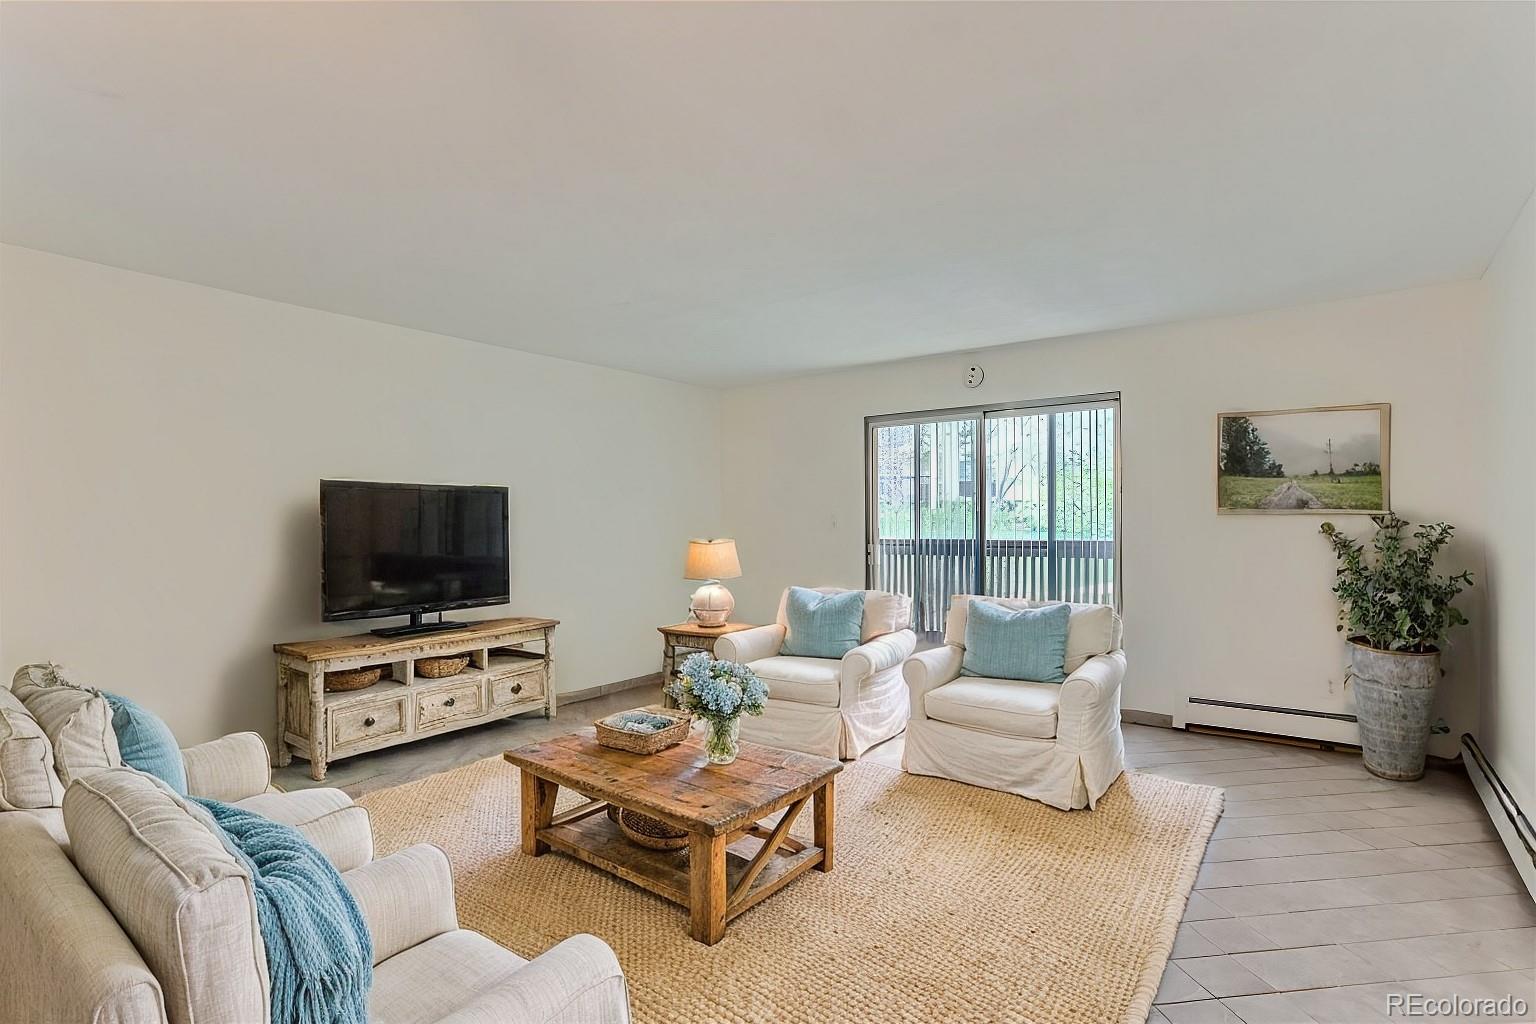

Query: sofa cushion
left=779, top=587, right=865, bottom=659
left=236, top=787, right=374, bottom=873
left=961, top=600, right=1071, bottom=683
left=944, top=597, right=1121, bottom=674
left=106, top=691, right=189, bottom=795
left=63, top=767, right=269, bottom=1024
left=776, top=586, right=912, bottom=641
left=370, top=929, right=527, bottom=1024
left=747, top=656, right=842, bottom=708
left=0, top=686, right=65, bottom=809
left=924, top=678, right=1060, bottom=739
left=12, top=664, right=122, bottom=786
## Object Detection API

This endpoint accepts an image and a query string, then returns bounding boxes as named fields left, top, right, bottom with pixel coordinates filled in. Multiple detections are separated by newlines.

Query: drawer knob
left=363, top=716, right=376, bottom=728
left=444, top=696, right=456, bottom=707
left=510, top=682, right=522, bottom=695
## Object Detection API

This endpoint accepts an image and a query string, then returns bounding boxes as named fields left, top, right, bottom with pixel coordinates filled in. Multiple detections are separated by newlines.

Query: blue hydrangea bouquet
left=665, top=653, right=769, bottom=764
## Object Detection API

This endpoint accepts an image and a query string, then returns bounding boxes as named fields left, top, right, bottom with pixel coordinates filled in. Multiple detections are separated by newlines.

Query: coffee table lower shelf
left=543, top=809, right=825, bottom=929
left=523, top=786, right=834, bottom=944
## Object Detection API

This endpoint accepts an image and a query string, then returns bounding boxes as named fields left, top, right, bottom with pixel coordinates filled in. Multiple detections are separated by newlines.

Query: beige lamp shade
left=684, top=538, right=742, bottom=581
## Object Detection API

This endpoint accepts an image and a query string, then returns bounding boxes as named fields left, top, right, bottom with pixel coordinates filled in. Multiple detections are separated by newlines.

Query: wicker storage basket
left=617, top=808, right=689, bottom=851
left=324, top=666, right=382, bottom=693
left=415, top=655, right=470, bottom=679
left=595, top=709, right=691, bottom=754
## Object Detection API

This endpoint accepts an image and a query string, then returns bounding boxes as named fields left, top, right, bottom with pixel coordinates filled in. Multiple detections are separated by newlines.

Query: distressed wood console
left=274, top=617, right=557, bottom=780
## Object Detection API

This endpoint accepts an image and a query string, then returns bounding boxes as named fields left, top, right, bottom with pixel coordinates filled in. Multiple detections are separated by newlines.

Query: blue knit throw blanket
left=194, top=798, right=373, bottom=1024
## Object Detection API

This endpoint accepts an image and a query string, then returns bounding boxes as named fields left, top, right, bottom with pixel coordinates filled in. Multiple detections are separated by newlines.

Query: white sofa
left=715, top=587, right=917, bottom=759
left=901, top=596, right=1126, bottom=810
left=0, top=723, right=629, bottom=1024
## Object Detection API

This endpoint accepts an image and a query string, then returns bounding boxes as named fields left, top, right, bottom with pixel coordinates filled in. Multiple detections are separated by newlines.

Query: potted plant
left=1320, top=514, right=1473, bottom=780
left=666, top=653, right=769, bottom=765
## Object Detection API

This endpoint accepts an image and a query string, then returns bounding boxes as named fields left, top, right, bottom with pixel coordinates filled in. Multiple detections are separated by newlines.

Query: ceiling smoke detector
left=965, top=364, right=985, bottom=388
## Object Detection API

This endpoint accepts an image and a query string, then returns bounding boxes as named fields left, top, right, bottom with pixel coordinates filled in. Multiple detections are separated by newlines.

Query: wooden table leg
left=688, top=831, right=727, bottom=944
left=813, top=780, right=835, bottom=872
left=661, top=641, right=677, bottom=708
left=520, top=771, right=558, bottom=856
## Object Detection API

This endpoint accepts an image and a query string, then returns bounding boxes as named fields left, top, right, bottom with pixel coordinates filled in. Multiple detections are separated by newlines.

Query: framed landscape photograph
left=1217, top=404, right=1389, bottom=514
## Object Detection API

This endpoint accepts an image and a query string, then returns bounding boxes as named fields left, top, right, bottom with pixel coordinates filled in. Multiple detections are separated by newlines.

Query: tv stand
left=371, top=612, right=472, bottom=638
left=274, top=616, right=557, bottom=780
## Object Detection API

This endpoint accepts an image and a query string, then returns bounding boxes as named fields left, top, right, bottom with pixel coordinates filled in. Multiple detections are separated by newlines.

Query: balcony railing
left=874, top=537, right=1116, bottom=633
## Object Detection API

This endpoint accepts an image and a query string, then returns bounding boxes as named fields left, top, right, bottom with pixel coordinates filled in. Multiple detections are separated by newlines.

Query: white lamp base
left=689, top=581, right=735, bottom=626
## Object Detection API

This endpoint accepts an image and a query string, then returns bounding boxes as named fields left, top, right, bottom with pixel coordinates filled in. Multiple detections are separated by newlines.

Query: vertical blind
left=868, top=395, right=1119, bottom=633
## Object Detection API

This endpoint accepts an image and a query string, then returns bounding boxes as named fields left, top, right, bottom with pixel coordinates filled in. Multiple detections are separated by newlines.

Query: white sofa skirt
left=740, top=661, right=910, bottom=760
left=902, top=717, right=1124, bottom=811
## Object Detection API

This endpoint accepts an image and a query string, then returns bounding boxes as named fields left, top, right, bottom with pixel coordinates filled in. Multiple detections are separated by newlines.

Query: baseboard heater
left=1461, top=733, right=1536, bottom=899
left=1180, top=696, right=1362, bottom=747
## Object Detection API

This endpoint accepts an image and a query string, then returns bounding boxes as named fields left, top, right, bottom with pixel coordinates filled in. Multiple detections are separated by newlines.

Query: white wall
left=719, top=283, right=1490, bottom=756
left=1480, top=193, right=1535, bottom=811
left=0, top=245, right=722, bottom=744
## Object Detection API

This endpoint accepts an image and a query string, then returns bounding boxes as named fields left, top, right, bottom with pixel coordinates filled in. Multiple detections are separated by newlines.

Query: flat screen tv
left=321, top=480, right=509, bottom=636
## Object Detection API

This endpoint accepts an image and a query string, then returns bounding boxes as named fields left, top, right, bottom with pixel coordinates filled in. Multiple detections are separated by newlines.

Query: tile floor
left=273, top=688, right=1536, bottom=1022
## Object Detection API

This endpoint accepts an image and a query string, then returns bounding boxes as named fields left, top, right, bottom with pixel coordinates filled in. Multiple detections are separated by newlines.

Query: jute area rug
left=359, top=756, right=1222, bottom=1024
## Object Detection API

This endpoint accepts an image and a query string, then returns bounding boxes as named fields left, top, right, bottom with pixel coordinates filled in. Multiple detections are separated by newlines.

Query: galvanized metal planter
left=1348, top=639, right=1440, bottom=781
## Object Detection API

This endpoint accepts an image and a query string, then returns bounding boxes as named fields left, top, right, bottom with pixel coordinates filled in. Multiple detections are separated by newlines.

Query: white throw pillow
left=0, top=686, right=65, bottom=809
left=11, top=664, right=123, bottom=786
left=64, top=767, right=268, bottom=1024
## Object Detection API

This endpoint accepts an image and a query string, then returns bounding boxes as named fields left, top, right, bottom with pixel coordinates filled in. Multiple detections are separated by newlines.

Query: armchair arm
left=841, top=630, right=917, bottom=705
left=436, top=934, right=630, bottom=1024
left=903, top=644, right=964, bottom=719
left=181, top=731, right=272, bottom=802
left=0, top=814, right=165, bottom=1024
left=1056, top=650, right=1126, bottom=753
left=714, top=623, right=786, bottom=665
left=343, top=843, right=458, bottom=964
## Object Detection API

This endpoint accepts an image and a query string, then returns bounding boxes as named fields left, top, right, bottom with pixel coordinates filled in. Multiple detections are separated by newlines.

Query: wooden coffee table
left=503, top=727, right=841, bottom=944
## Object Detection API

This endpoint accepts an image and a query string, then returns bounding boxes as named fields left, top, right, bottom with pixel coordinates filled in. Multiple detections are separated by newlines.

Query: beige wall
left=719, top=282, right=1490, bottom=757
left=1480, top=193, right=1535, bottom=811
left=0, top=245, right=722, bottom=744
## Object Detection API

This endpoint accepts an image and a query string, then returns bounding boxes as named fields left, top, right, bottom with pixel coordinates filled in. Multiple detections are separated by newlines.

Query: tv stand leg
left=308, top=667, right=327, bottom=781
left=274, top=662, right=292, bottom=768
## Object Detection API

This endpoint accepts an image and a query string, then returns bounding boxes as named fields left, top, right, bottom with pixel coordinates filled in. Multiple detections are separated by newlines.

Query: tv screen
left=321, top=481, right=509, bottom=622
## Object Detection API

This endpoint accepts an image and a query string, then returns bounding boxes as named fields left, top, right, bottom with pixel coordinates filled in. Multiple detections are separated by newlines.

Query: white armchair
left=902, top=596, right=1126, bottom=810
left=715, top=587, right=917, bottom=759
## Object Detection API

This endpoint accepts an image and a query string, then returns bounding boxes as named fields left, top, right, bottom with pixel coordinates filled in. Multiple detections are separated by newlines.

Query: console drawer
left=331, top=696, right=408, bottom=752
left=490, top=665, right=546, bottom=708
left=416, top=680, right=485, bottom=731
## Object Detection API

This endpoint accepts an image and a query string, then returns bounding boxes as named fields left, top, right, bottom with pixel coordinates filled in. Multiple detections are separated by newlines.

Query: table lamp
left=684, top=538, right=742, bottom=626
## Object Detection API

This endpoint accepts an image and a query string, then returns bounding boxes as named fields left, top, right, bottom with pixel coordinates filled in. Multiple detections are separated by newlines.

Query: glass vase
left=704, top=716, right=741, bottom=765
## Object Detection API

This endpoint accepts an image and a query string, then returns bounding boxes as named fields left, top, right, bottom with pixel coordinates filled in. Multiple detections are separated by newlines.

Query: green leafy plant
left=1320, top=514, right=1473, bottom=653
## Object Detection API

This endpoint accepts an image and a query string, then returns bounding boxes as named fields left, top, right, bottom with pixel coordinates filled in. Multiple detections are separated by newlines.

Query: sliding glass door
left=868, top=394, right=1118, bottom=632
left=869, top=417, right=981, bottom=632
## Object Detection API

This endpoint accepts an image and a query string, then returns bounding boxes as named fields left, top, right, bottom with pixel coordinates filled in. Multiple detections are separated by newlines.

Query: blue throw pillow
left=780, top=587, right=865, bottom=659
left=105, top=692, right=188, bottom=794
left=961, top=600, right=1072, bottom=683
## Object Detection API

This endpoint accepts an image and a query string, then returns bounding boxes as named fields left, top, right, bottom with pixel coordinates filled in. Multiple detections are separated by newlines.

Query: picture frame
left=1216, top=403, right=1390, bottom=515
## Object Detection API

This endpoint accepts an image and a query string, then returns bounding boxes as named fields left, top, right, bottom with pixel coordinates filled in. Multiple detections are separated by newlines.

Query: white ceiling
left=3, top=2, right=1532, bottom=386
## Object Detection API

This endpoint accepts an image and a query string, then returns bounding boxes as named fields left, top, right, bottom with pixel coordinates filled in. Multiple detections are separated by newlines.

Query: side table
left=657, top=621, right=757, bottom=705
